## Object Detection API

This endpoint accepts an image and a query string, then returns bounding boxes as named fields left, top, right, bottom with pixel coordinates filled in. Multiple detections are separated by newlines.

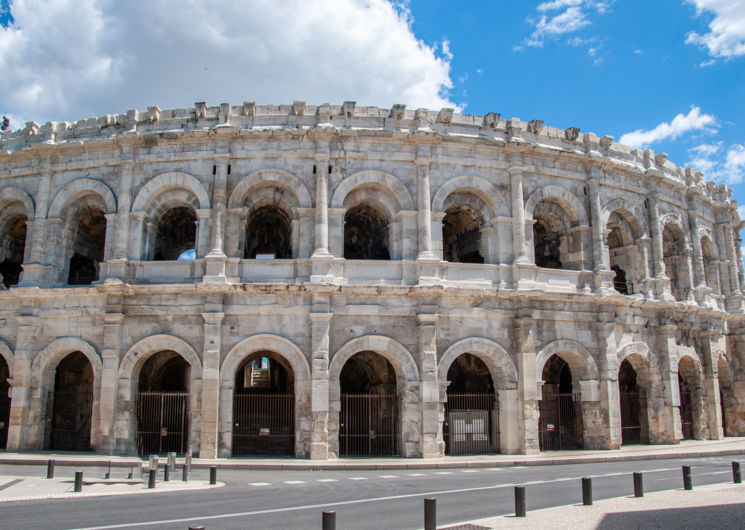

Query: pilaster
left=417, top=312, right=442, bottom=457
left=200, top=311, right=224, bottom=458
left=309, top=310, right=332, bottom=459
left=513, top=309, right=539, bottom=454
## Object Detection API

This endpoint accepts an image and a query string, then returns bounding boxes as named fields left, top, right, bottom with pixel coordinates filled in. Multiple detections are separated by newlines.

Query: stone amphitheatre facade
left=0, top=101, right=744, bottom=459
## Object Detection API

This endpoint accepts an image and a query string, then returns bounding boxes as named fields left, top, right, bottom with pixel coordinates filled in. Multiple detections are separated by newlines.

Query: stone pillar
left=99, top=312, right=123, bottom=453
left=200, top=312, right=224, bottom=459
left=596, top=306, right=621, bottom=449
left=310, top=145, right=336, bottom=283
left=204, top=153, right=228, bottom=282
left=416, top=145, right=434, bottom=259
left=588, top=169, right=613, bottom=294
left=725, top=324, right=745, bottom=435
left=509, top=155, right=529, bottom=265
left=735, top=234, right=745, bottom=293
left=19, top=159, right=53, bottom=286
left=6, top=316, right=36, bottom=450
left=648, top=193, right=665, bottom=279
left=724, top=224, right=742, bottom=293
left=655, top=323, right=682, bottom=443
left=701, top=331, right=724, bottom=440
left=637, top=236, right=654, bottom=298
left=513, top=310, right=539, bottom=453
left=112, top=159, right=135, bottom=259
left=196, top=210, right=211, bottom=259
left=688, top=209, right=706, bottom=289
left=417, top=313, right=442, bottom=457
left=309, top=311, right=332, bottom=459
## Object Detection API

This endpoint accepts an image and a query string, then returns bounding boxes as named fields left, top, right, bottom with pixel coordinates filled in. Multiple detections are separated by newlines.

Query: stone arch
left=330, top=335, right=419, bottom=383
left=29, top=337, right=102, bottom=450
left=536, top=339, right=599, bottom=381
left=119, top=334, right=202, bottom=387
left=0, top=339, right=13, bottom=380
left=617, top=342, right=652, bottom=366
left=525, top=185, right=589, bottom=226
left=602, top=198, right=646, bottom=238
left=330, top=170, right=414, bottom=212
left=219, top=334, right=310, bottom=457
left=48, top=178, right=117, bottom=218
left=131, top=171, right=210, bottom=213
left=438, top=337, right=517, bottom=389
left=432, top=176, right=509, bottom=218
left=227, top=169, right=312, bottom=210
left=659, top=213, right=689, bottom=246
left=0, top=187, right=35, bottom=220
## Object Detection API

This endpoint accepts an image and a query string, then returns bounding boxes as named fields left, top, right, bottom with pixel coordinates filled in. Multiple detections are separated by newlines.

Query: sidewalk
left=453, top=482, right=745, bottom=529
left=2, top=437, right=745, bottom=471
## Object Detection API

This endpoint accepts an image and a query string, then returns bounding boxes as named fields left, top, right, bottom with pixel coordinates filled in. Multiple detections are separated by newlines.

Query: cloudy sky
left=1, top=0, right=744, bottom=218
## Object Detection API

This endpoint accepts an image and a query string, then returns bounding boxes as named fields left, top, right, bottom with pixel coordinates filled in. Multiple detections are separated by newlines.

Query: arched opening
left=0, top=213, right=26, bottom=288
left=444, top=353, right=497, bottom=454
left=533, top=218, right=562, bottom=269
left=619, top=359, right=649, bottom=445
left=339, top=351, right=398, bottom=456
left=718, top=357, right=733, bottom=436
left=606, top=210, right=642, bottom=295
left=532, top=199, right=582, bottom=270
left=539, top=355, right=582, bottom=450
left=343, top=205, right=390, bottom=260
left=608, top=228, right=629, bottom=294
left=678, top=357, right=701, bottom=440
left=663, top=224, right=687, bottom=301
left=136, top=351, right=190, bottom=455
left=0, top=356, right=10, bottom=448
left=232, top=352, right=295, bottom=456
left=245, top=205, right=292, bottom=259
left=701, top=237, right=720, bottom=295
left=67, top=207, right=106, bottom=285
left=442, top=206, right=484, bottom=263
left=45, top=352, right=93, bottom=450
left=152, top=206, right=197, bottom=261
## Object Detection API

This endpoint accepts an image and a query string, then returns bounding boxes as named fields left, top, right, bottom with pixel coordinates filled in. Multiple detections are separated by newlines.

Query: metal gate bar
left=46, top=390, right=93, bottom=451
left=680, top=390, right=694, bottom=440
left=444, top=393, right=498, bottom=455
left=539, top=393, right=579, bottom=451
left=0, top=392, right=9, bottom=449
left=620, top=391, right=642, bottom=445
left=340, top=394, right=398, bottom=456
left=232, top=393, right=294, bottom=456
left=136, top=391, right=188, bottom=455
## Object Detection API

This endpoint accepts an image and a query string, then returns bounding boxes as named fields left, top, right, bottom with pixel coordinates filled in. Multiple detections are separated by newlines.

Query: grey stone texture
left=0, top=102, right=744, bottom=459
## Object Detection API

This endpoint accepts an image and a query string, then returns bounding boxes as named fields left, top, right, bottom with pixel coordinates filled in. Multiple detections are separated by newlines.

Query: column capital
left=201, top=312, right=225, bottom=325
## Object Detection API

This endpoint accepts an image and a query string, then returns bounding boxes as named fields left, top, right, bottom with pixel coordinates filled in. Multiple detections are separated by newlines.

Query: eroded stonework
left=0, top=101, right=744, bottom=458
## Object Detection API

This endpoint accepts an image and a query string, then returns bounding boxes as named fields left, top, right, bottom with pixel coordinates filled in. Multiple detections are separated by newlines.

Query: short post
left=210, top=465, right=217, bottom=485
left=74, top=471, right=83, bottom=493
left=148, top=469, right=156, bottom=489
left=163, top=464, right=170, bottom=482
left=46, top=459, right=55, bottom=479
left=633, top=472, right=644, bottom=497
left=733, top=461, right=742, bottom=484
left=582, top=477, right=593, bottom=506
left=514, top=485, right=526, bottom=517
left=149, top=455, right=158, bottom=472
left=186, top=448, right=193, bottom=469
left=167, top=452, right=176, bottom=469
left=682, top=465, right=693, bottom=490
left=127, top=465, right=134, bottom=480
left=424, top=498, right=436, bottom=530
left=322, top=510, right=336, bottom=530
left=182, top=462, right=190, bottom=482
left=104, top=460, right=111, bottom=479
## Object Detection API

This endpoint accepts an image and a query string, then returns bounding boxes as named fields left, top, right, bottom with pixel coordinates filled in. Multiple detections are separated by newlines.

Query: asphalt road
left=0, top=456, right=739, bottom=529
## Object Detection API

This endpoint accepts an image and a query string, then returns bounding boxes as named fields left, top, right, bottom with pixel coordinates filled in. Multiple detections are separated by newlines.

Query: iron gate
left=444, top=393, right=498, bottom=455
left=680, top=390, right=694, bottom=440
left=46, top=390, right=93, bottom=450
left=340, top=394, right=398, bottom=456
left=620, top=391, right=642, bottom=445
left=136, top=391, right=188, bottom=455
left=0, top=392, right=10, bottom=449
left=232, top=393, right=295, bottom=456
left=539, top=393, right=580, bottom=450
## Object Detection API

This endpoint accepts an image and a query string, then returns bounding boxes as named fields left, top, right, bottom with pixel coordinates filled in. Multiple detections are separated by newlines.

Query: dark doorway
left=442, top=206, right=484, bottom=263
left=245, top=206, right=292, bottom=259
left=539, top=355, right=582, bottom=450
left=232, top=352, right=295, bottom=456
left=445, top=353, right=498, bottom=454
left=678, top=357, right=700, bottom=440
left=339, top=351, right=398, bottom=456
left=0, top=356, right=10, bottom=448
left=136, top=351, right=190, bottom=455
left=343, top=205, right=390, bottom=260
left=0, top=214, right=26, bottom=288
left=46, top=352, right=94, bottom=450
left=153, top=207, right=197, bottom=261
left=619, top=360, right=648, bottom=445
left=67, top=208, right=106, bottom=285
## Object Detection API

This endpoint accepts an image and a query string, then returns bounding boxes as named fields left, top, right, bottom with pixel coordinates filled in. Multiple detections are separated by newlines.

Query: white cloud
left=687, top=141, right=745, bottom=185
left=619, top=106, right=718, bottom=149
left=537, top=0, right=584, bottom=11
left=686, top=0, right=745, bottom=60
left=0, top=0, right=456, bottom=126
left=525, top=7, right=590, bottom=47
left=521, top=1, right=611, bottom=52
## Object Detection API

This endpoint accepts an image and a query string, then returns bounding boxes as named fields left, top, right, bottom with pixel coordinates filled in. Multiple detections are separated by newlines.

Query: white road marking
left=349, top=477, right=368, bottom=481
left=249, top=482, right=271, bottom=487
left=434, top=471, right=453, bottom=475
left=316, top=479, right=337, bottom=483
left=461, top=470, right=479, bottom=473
left=698, top=471, right=729, bottom=476
left=407, top=473, right=426, bottom=477
left=284, top=481, right=305, bottom=485
left=378, top=474, right=398, bottom=478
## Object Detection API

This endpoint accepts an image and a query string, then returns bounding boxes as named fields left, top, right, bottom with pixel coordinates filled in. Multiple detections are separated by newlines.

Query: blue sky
left=0, top=0, right=744, bottom=217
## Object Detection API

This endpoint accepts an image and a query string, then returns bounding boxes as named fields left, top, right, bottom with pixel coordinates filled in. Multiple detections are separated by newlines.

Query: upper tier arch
left=330, top=170, right=414, bottom=212
left=48, top=179, right=117, bottom=218
left=432, top=175, right=509, bottom=218
left=227, top=169, right=313, bottom=210
left=131, top=172, right=210, bottom=212
left=525, top=185, right=588, bottom=226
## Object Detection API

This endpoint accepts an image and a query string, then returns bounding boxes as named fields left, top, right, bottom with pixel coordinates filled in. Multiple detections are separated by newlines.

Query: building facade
left=0, top=101, right=744, bottom=458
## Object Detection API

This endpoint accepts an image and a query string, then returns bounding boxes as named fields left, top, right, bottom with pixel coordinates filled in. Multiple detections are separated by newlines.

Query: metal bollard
left=74, top=471, right=83, bottom=493
left=209, top=466, right=217, bottom=485
left=322, top=510, right=336, bottom=530
left=633, top=472, right=644, bottom=497
left=733, top=461, right=742, bottom=484
left=46, top=459, right=55, bottom=479
left=582, top=477, right=593, bottom=506
left=424, top=498, right=436, bottom=530
left=186, top=449, right=193, bottom=469
left=182, top=463, right=190, bottom=482
left=148, top=469, right=156, bottom=489
left=127, top=465, right=134, bottom=480
left=163, top=464, right=171, bottom=482
left=167, top=452, right=176, bottom=469
left=682, top=465, right=693, bottom=490
left=514, top=485, right=526, bottom=517
left=149, top=455, right=158, bottom=472
left=104, top=460, right=111, bottom=479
